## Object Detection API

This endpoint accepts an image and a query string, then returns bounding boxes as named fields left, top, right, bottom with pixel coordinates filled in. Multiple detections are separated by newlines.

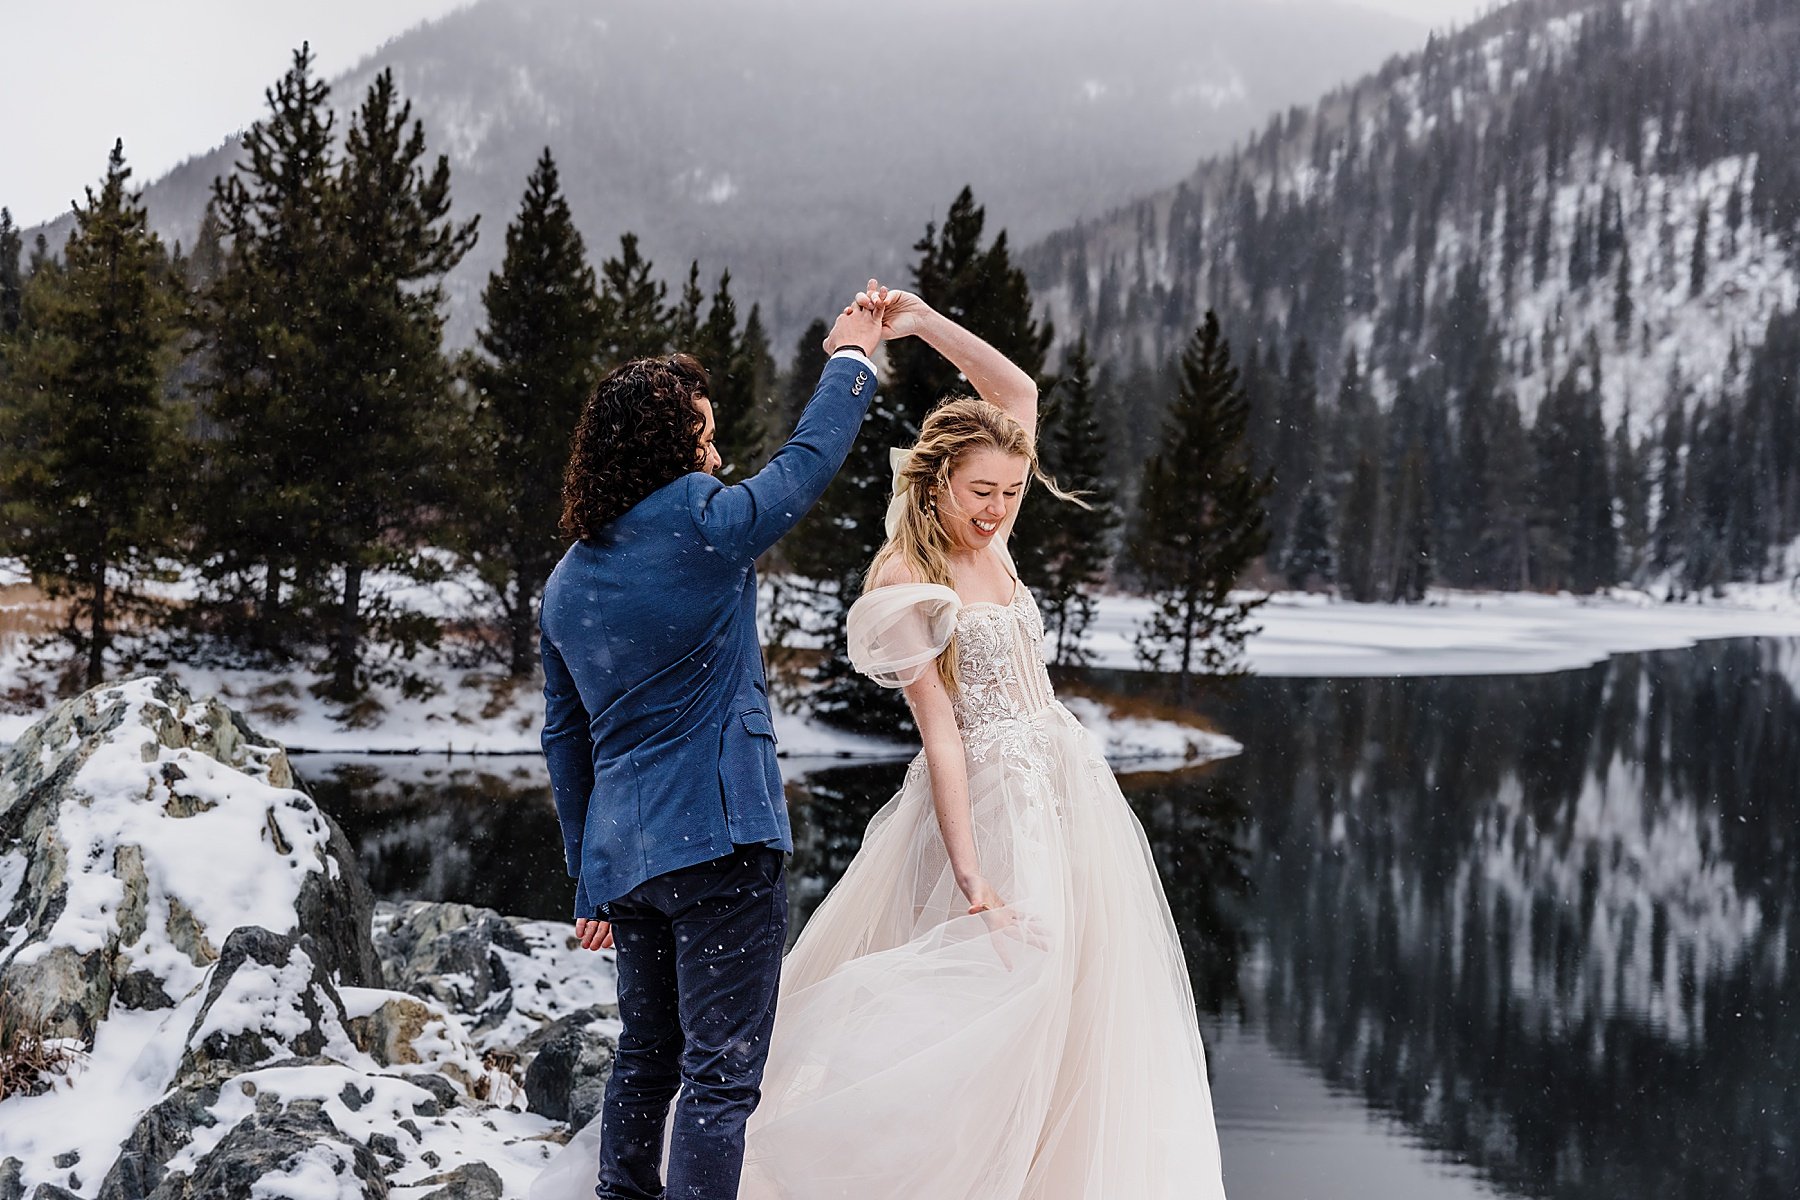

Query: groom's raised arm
left=688, top=346, right=878, bottom=563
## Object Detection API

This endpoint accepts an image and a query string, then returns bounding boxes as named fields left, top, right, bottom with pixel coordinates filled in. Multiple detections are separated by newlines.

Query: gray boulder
left=0, top=1158, right=22, bottom=1200
left=97, top=1082, right=223, bottom=1200
left=413, top=1161, right=505, bottom=1200
left=99, top=926, right=355, bottom=1200
left=371, top=900, right=531, bottom=1027
left=0, top=675, right=379, bottom=1046
left=174, top=926, right=351, bottom=1090
left=520, top=1005, right=617, bottom=1128
left=143, top=1099, right=387, bottom=1200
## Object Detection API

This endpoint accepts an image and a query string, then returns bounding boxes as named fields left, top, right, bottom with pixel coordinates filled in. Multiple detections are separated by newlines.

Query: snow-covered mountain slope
left=1025, top=0, right=1800, bottom=433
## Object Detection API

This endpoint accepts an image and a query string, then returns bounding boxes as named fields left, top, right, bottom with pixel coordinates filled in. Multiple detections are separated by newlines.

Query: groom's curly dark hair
left=560, top=353, right=712, bottom=540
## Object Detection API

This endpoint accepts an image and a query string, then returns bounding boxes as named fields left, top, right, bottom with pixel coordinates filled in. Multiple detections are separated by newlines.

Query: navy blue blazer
left=540, top=351, right=876, bottom=916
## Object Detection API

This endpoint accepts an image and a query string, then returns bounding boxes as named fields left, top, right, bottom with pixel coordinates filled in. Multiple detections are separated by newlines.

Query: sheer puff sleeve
left=845, top=584, right=962, bottom=688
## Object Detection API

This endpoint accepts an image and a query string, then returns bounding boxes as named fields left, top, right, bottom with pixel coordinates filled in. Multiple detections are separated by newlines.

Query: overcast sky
left=1, top=0, right=1497, bottom=229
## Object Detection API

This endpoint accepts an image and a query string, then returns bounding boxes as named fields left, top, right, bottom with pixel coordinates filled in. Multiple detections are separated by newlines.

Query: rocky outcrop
left=520, top=1007, right=617, bottom=1128
left=145, top=1099, right=388, bottom=1200
left=174, top=927, right=353, bottom=1090
left=413, top=1161, right=505, bottom=1200
left=371, top=900, right=532, bottom=1029
left=98, top=1083, right=224, bottom=1200
left=0, top=677, right=618, bottom=1199
left=0, top=675, right=379, bottom=1045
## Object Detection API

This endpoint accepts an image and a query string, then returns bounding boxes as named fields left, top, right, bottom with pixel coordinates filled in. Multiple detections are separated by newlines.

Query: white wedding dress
left=533, top=544, right=1226, bottom=1199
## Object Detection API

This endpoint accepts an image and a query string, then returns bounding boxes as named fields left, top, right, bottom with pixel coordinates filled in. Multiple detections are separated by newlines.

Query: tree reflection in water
left=1208, top=637, right=1800, bottom=1199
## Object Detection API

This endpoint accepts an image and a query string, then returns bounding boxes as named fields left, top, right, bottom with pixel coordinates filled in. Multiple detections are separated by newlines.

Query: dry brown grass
left=0, top=582, right=67, bottom=651
left=1050, top=673, right=1231, bottom=735
left=0, top=988, right=77, bottom=1100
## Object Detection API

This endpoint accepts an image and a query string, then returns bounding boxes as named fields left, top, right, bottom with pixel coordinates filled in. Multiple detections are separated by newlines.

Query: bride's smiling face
left=936, top=447, right=1028, bottom=553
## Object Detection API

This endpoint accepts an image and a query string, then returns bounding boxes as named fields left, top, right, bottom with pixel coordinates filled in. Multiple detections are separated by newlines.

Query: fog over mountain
left=26, top=0, right=1424, bottom=346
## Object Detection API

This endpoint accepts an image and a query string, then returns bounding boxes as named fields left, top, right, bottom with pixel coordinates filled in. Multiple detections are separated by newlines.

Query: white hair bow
left=884, top=447, right=913, bottom=538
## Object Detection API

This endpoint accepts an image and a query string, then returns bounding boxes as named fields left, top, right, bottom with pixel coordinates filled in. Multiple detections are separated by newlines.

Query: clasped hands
left=822, top=277, right=933, bottom=358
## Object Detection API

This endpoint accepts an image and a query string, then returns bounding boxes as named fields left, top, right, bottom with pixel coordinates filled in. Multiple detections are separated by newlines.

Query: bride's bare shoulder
left=866, top=557, right=921, bottom=590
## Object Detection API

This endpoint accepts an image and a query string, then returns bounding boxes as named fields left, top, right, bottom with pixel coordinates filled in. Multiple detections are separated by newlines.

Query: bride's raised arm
left=879, top=291, right=1038, bottom=445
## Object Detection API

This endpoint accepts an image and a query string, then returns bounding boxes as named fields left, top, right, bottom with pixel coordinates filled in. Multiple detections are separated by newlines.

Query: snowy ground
left=3, top=556, right=1798, bottom=757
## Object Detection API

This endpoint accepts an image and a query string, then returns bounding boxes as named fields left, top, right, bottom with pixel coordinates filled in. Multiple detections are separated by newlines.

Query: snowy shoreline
left=3, top=568, right=1799, bottom=758
left=1092, top=583, right=1800, bottom=679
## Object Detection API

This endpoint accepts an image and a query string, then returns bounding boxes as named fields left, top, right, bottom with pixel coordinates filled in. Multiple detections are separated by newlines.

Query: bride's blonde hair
left=864, top=395, right=1085, bottom=690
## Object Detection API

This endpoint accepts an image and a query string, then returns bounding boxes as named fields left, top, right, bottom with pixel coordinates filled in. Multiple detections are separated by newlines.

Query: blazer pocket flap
left=740, top=710, right=777, bottom=740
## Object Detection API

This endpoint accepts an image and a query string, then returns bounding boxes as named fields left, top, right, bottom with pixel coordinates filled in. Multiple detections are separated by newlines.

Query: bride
left=535, top=290, right=1227, bottom=1199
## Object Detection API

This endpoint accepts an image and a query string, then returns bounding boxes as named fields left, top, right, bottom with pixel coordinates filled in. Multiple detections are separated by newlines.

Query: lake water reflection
left=295, top=636, right=1800, bottom=1200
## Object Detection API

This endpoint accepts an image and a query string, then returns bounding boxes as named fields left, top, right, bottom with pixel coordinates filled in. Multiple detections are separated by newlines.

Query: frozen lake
left=296, top=634, right=1800, bottom=1199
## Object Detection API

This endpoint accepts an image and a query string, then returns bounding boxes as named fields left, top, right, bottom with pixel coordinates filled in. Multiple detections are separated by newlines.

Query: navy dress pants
left=595, top=844, right=787, bottom=1200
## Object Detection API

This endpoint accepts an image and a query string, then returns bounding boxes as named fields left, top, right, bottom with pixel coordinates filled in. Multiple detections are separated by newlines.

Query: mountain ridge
left=22, top=0, right=1425, bottom=348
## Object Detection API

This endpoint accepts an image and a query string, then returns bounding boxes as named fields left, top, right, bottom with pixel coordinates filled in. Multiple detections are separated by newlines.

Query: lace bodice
left=950, top=580, right=1060, bottom=769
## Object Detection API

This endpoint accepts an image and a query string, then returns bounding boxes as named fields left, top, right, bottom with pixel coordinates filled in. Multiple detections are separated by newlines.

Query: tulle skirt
left=532, top=703, right=1225, bottom=1199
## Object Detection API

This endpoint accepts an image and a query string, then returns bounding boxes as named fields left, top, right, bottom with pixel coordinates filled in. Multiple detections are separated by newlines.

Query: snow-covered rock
left=174, top=927, right=358, bottom=1092
left=370, top=902, right=535, bottom=1033
left=140, top=1098, right=390, bottom=1200
left=0, top=678, right=618, bottom=1200
left=0, top=675, right=381, bottom=1046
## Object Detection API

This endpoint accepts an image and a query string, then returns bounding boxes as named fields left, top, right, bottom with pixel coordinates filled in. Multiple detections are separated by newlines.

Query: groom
left=539, top=284, right=887, bottom=1198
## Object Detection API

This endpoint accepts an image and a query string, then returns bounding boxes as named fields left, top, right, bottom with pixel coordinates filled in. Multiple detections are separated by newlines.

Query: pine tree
left=731, top=304, right=777, bottom=469
left=1530, top=367, right=1616, bottom=593
left=0, top=208, right=22, bottom=335
left=1572, top=373, right=1618, bottom=591
left=26, top=232, right=51, bottom=277
left=1453, top=335, right=1503, bottom=586
left=778, top=319, right=831, bottom=433
left=1689, top=200, right=1710, bottom=298
left=1613, top=242, right=1634, bottom=347
left=185, top=204, right=228, bottom=291
left=1745, top=309, right=1800, bottom=558
left=1390, top=446, right=1434, bottom=603
left=1283, top=485, right=1336, bottom=591
left=464, top=148, right=602, bottom=675
left=1532, top=190, right=1554, bottom=287
left=694, top=272, right=762, bottom=479
left=1477, top=397, right=1535, bottom=590
left=1653, top=375, right=1687, bottom=572
left=1338, top=453, right=1384, bottom=602
left=1500, top=176, right=1527, bottom=298
left=1682, top=402, right=1731, bottom=594
left=1027, top=336, right=1118, bottom=665
left=765, top=319, right=838, bottom=664
left=1270, top=339, right=1319, bottom=557
left=1613, top=411, right=1648, bottom=581
left=1330, top=347, right=1372, bottom=487
left=1529, top=381, right=1578, bottom=591
left=597, top=233, right=671, bottom=365
left=191, top=44, right=341, bottom=656
left=1126, top=313, right=1272, bottom=699
left=0, top=142, right=184, bottom=686
left=671, top=260, right=705, bottom=346
left=313, top=68, right=477, bottom=698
